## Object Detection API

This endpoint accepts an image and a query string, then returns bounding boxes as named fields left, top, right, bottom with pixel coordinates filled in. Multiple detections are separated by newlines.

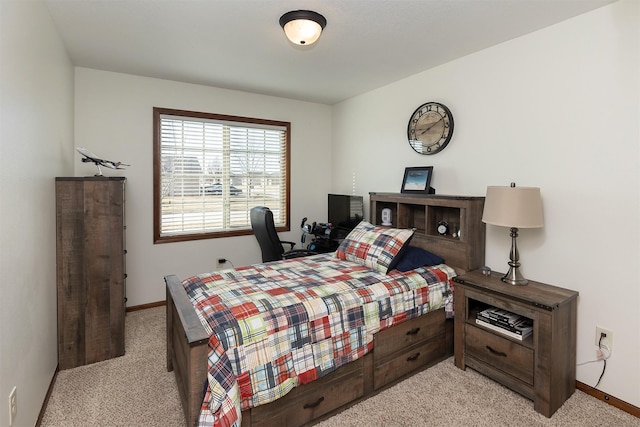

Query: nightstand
left=453, top=270, right=578, bottom=417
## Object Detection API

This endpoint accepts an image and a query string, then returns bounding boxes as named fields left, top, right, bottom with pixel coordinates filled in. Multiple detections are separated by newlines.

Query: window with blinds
left=153, top=108, right=290, bottom=243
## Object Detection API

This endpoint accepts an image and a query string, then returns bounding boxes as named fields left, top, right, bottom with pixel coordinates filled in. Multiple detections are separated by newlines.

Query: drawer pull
left=406, top=327, right=420, bottom=336
left=485, top=345, right=507, bottom=358
left=406, top=352, right=421, bottom=362
left=303, top=396, right=324, bottom=409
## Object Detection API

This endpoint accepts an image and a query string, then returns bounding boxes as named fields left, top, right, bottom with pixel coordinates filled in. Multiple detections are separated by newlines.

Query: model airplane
left=77, top=147, right=129, bottom=176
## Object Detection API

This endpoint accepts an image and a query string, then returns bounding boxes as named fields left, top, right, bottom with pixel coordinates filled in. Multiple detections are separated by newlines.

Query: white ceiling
left=44, top=0, right=616, bottom=105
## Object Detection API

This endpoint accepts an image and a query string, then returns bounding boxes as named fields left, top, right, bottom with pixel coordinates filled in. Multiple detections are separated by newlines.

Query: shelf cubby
left=397, top=203, right=426, bottom=234
left=369, top=192, right=485, bottom=274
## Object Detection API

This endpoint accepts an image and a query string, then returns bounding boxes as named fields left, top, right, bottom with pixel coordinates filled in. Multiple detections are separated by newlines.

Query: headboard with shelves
left=370, top=192, right=486, bottom=274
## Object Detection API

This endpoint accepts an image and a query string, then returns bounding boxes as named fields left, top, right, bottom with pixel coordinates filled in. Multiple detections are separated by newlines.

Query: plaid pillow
left=336, top=221, right=414, bottom=274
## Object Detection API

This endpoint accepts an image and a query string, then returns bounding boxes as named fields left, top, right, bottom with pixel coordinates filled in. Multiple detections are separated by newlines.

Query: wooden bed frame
left=166, top=193, right=485, bottom=427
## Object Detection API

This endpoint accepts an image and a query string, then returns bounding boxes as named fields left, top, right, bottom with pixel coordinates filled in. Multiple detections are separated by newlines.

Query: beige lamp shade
left=482, top=185, right=544, bottom=229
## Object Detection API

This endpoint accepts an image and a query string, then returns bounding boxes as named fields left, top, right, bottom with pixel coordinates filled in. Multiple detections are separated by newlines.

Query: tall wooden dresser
left=55, top=177, right=126, bottom=369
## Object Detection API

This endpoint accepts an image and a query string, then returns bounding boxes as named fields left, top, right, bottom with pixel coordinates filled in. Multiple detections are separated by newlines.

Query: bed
left=166, top=199, right=485, bottom=427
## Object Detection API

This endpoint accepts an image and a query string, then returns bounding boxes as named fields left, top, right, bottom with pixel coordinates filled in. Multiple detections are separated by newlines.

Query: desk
left=307, top=237, right=339, bottom=253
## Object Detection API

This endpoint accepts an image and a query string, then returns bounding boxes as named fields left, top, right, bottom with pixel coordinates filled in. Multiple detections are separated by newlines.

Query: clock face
left=407, top=102, right=454, bottom=155
left=437, top=221, right=448, bottom=235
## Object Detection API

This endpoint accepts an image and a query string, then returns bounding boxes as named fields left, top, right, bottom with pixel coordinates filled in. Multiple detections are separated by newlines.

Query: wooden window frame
left=153, top=107, right=291, bottom=243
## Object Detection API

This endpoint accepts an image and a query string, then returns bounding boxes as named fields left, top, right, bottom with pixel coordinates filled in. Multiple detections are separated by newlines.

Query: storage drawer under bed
left=374, top=309, right=445, bottom=360
left=373, top=337, right=446, bottom=389
left=249, top=356, right=366, bottom=427
left=373, top=310, right=447, bottom=389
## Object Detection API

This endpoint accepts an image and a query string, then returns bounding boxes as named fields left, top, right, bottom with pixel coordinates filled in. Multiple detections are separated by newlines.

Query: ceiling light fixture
left=279, top=10, right=327, bottom=46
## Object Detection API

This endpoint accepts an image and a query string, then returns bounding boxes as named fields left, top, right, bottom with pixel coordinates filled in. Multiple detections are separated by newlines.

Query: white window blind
left=154, top=108, right=290, bottom=242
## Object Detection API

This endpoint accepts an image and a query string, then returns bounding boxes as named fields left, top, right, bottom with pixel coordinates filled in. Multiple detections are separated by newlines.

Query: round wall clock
left=407, top=102, right=454, bottom=155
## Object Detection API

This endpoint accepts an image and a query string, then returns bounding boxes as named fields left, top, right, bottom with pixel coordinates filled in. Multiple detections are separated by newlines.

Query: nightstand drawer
left=466, top=325, right=533, bottom=385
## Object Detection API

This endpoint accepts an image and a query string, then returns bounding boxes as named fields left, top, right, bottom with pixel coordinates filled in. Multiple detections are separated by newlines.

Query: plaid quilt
left=182, top=253, right=455, bottom=427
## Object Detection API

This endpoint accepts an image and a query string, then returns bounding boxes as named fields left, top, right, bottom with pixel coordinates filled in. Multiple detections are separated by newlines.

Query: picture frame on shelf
left=401, top=166, right=433, bottom=194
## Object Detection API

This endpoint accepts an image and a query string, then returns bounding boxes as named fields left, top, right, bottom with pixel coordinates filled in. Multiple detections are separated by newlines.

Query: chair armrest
left=281, top=240, right=296, bottom=250
left=282, top=249, right=318, bottom=260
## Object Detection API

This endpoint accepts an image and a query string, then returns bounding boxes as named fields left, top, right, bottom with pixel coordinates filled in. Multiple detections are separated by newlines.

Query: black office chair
left=250, top=206, right=317, bottom=263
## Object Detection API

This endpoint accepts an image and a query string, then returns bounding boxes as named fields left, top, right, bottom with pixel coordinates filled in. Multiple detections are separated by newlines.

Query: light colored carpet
left=41, top=307, right=185, bottom=426
left=41, top=307, right=639, bottom=426
left=316, top=359, right=639, bottom=427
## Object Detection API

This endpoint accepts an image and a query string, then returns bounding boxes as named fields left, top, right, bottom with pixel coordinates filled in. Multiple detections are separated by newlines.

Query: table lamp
left=482, top=183, right=544, bottom=285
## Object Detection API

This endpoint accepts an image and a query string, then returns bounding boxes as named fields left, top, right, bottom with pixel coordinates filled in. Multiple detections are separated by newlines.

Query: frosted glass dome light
left=279, top=10, right=327, bottom=46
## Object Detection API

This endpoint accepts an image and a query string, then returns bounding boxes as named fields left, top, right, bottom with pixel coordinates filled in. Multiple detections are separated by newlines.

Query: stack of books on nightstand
left=476, top=307, right=533, bottom=340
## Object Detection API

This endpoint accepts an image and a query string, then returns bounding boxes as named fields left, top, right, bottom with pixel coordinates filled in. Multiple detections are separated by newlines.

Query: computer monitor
left=328, top=194, right=364, bottom=236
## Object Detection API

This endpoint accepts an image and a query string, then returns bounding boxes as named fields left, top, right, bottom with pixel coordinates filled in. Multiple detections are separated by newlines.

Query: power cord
left=576, top=332, right=610, bottom=388
left=594, top=359, right=607, bottom=388
left=217, top=258, right=235, bottom=268
left=594, top=333, right=610, bottom=388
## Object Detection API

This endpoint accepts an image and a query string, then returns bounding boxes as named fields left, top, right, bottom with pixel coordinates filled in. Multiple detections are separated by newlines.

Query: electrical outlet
left=9, top=386, right=16, bottom=426
left=595, top=326, right=613, bottom=353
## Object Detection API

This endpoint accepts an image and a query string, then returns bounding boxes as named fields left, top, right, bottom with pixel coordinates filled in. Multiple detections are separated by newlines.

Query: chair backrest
left=250, top=206, right=284, bottom=263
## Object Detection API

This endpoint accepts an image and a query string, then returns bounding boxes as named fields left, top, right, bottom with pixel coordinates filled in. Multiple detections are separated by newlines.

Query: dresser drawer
left=465, top=325, right=534, bottom=385
left=374, top=337, right=446, bottom=390
left=374, top=310, right=444, bottom=362
left=250, top=357, right=365, bottom=427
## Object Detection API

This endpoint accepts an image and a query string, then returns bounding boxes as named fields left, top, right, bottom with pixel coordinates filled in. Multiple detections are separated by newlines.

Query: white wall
left=74, top=69, right=332, bottom=307
left=0, top=1, right=74, bottom=426
left=2, top=1, right=637, bottom=424
left=332, top=0, right=639, bottom=407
